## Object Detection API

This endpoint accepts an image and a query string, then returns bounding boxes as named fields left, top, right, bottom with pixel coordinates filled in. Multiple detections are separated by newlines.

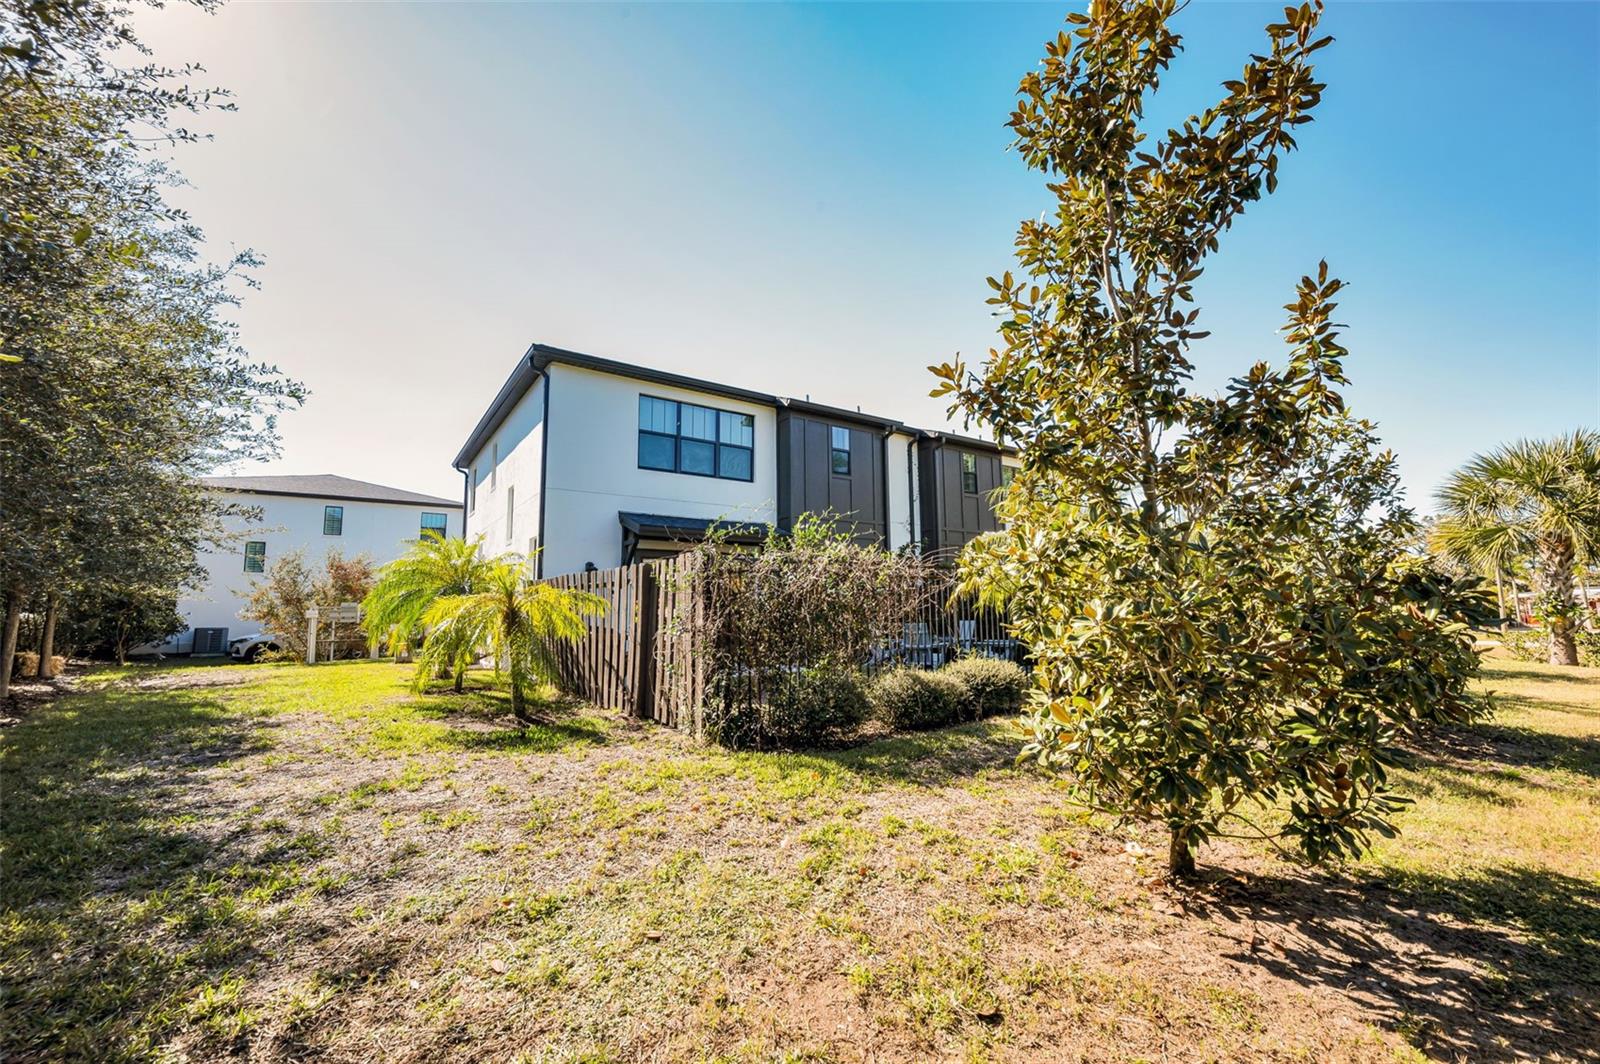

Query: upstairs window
left=830, top=426, right=851, bottom=476
left=1001, top=465, right=1017, bottom=489
left=506, top=486, right=515, bottom=543
left=491, top=442, right=499, bottom=489
left=960, top=452, right=978, bottom=494
left=421, top=512, right=448, bottom=540
left=323, top=505, right=344, bottom=536
left=637, top=396, right=755, bottom=481
left=243, top=541, right=266, bottom=573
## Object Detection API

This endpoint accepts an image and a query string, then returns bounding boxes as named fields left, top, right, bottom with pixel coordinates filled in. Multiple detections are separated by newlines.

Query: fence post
left=635, top=561, right=659, bottom=719
left=305, top=606, right=318, bottom=665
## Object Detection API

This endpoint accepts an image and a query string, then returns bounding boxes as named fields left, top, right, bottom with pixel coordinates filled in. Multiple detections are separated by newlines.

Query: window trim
left=635, top=394, right=756, bottom=483
left=243, top=540, right=266, bottom=574
left=505, top=486, right=515, bottom=544
left=322, top=504, right=344, bottom=536
left=830, top=425, right=852, bottom=477
left=960, top=451, right=978, bottom=495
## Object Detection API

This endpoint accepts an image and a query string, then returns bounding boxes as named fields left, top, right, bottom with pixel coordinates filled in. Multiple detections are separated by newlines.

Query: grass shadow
left=0, top=682, right=285, bottom=1059
left=359, top=679, right=621, bottom=757
left=1413, top=719, right=1600, bottom=781
left=1194, top=864, right=1600, bottom=1061
left=799, top=718, right=1024, bottom=788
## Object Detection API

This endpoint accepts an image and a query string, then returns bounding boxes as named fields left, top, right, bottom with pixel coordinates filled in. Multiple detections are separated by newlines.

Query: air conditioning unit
left=192, top=627, right=229, bottom=656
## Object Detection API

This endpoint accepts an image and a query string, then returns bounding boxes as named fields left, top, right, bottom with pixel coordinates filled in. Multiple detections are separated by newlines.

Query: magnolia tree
left=934, top=0, right=1491, bottom=875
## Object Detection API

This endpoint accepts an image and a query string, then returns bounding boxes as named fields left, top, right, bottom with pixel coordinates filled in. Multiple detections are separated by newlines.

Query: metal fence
left=537, top=552, right=1019, bottom=737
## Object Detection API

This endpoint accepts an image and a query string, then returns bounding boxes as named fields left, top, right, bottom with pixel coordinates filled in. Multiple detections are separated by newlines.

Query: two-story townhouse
left=452, top=344, right=1016, bottom=577
left=157, top=474, right=463, bottom=654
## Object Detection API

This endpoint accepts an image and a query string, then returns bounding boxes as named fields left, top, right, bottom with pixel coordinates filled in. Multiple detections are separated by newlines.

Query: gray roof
left=201, top=474, right=461, bottom=509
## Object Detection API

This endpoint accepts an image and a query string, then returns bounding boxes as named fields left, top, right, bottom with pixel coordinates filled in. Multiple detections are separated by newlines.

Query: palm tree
left=416, top=557, right=605, bottom=723
left=362, top=533, right=495, bottom=691
left=1433, top=430, right=1600, bottom=665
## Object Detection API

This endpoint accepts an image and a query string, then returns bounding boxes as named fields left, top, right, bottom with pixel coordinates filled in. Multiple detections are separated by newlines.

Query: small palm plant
left=1433, top=430, right=1599, bottom=665
left=363, top=533, right=497, bottom=690
left=415, top=557, right=604, bottom=724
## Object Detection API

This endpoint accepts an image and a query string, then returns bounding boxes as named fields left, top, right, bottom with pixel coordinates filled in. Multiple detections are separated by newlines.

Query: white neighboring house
left=153, top=474, right=463, bottom=655
left=453, top=344, right=1018, bottom=578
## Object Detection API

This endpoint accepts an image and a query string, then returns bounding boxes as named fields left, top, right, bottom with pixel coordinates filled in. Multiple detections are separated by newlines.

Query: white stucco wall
left=165, top=492, right=460, bottom=652
left=540, top=363, right=777, bottom=576
left=886, top=430, right=917, bottom=551
left=463, top=373, right=545, bottom=558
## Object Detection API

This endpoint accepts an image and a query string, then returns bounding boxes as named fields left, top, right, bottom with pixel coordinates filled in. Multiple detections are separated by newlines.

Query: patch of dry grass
left=2, top=656, right=1595, bottom=1062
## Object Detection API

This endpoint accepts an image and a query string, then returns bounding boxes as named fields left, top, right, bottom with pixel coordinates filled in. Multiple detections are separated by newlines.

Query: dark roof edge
left=207, top=485, right=463, bottom=508
left=532, top=344, right=777, bottom=407
left=451, top=341, right=1016, bottom=470
left=776, top=396, right=902, bottom=432
left=452, top=343, right=541, bottom=470
left=913, top=427, right=1019, bottom=457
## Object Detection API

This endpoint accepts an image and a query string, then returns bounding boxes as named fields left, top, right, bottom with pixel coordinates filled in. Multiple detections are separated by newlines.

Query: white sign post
left=305, top=606, right=319, bottom=665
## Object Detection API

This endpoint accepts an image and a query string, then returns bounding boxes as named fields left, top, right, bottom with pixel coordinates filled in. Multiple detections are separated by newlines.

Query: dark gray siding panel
left=778, top=413, right=886, bottom=544
left=918, top=439, right=1003, bottom=554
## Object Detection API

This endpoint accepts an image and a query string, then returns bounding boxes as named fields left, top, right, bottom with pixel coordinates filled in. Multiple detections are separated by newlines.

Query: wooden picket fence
left=538, top=554, right=706, bottom=731
left=539, top=553, right=1018, bottom=738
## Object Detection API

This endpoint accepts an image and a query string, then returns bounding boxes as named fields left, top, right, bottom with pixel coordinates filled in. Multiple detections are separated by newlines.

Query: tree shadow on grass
left=1, top=684, right=285, bottom=1060
left=1411, top=714, right=1600, bottom=782
left=1194, top=864, right=1600, bottom=1062
left=800, top=719, right=1024, bottom=788
left=398, top=681, right=622, bottom=754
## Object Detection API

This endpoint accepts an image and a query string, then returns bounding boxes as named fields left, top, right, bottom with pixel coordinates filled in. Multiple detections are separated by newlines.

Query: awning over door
left=617, top=511, right=770, bottom=565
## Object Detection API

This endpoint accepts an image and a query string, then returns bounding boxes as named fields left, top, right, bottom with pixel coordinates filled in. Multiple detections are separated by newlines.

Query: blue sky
left=140, top=1, right=1599, bottom=506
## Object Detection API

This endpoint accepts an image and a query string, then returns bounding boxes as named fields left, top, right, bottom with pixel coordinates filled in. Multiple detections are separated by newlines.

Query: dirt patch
left=6, top=661, right=1596, bottom=1063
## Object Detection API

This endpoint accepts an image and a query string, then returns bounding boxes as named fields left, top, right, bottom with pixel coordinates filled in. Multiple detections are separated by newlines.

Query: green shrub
left=869, top=667, right=967, bottom=731
left=942, top=656, right=1029, bottom=718
left=703, top=667, right=869, bottom=751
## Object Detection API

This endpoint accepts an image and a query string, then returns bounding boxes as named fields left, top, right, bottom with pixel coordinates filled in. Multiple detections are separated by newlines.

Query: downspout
left=457, top=466, right=469, bottom=540
left=906, top=434, right=918, bottom=554
left=535, top=361, right=551, bottom=579
left=879, top=428, right=893, bottom=549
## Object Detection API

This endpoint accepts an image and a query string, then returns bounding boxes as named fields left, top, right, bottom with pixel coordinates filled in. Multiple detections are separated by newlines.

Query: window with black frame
left=637, top=395, right=754, bottom=481
left=960, top=451, right=978, bottom=494
left=830, top=426, right=851, bottom=476
left=323, top=505, right=344, bottom=536
left=420, top=512, right=448, bottom=539
left=244, top=541, right=266, bottom=573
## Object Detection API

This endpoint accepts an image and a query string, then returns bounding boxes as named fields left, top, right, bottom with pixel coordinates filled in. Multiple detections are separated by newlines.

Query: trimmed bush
left=942, top=656, right=1029, bottom=718
left=703, top=667, right=869, bottom=751
left=869, top=667, right=967, bottom=731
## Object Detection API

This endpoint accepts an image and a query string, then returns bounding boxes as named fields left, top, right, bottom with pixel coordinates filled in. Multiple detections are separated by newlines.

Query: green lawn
left=1, top=656, right=1595, bottom=1062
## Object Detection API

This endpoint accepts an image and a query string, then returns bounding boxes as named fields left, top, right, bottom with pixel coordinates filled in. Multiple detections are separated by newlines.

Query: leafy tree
left=362, top=533, right=497, bottom=690
left=1432, top=431, right=1600, bottom=665
left=416, top=557, right=604, bottom=724
left=934, top=0, right=1491, bottom=875
left=61, top=589, right=186, bottom=666
left=0, top=0, right=302, bottom=696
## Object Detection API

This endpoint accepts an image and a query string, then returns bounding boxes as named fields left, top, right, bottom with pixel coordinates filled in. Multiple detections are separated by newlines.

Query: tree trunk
left=509, top=682, right=531, bottom=725
left=453, top=667, right=465, bottom=694
left=1168, top=826, right=1196, bottom=878
left=1538, top=536, right=1579, bottom=666
left=1494, top=569, right=1508, bottom=633
left=35, top=592, right=60, bottom=678
left=0, top=586, right=23, bottom=699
